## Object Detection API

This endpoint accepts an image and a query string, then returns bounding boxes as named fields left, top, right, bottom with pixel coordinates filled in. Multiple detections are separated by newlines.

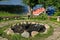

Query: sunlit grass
left=0, top=11, right=20, bottom=17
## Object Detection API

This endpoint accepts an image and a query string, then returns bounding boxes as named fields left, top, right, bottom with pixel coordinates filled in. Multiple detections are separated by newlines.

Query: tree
left=23, top=0, right=38, bottom=8
left=23, top=0, right=39, bottom=17
left=23, top=0, right=60, bottom=16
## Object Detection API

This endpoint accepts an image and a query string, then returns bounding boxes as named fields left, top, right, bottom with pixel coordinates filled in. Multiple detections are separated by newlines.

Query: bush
left=54, top=12, right=60, bottom=16
left=30, top=13, right=48, bottom=20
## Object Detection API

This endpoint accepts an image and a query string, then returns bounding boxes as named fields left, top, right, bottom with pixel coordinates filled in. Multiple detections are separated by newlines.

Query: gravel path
left=45, top=27, right=60, bottom=40
left=38, top=21, right=60, bottom=40
left=45, top=21, right=60, bottom=40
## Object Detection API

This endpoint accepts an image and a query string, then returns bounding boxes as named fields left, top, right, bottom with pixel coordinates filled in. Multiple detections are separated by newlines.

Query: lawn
left=0, top=11, right=20, bottom=17
left=0, top=11, right=59, bottom=40
left=0, top=20, right=54, bottom=40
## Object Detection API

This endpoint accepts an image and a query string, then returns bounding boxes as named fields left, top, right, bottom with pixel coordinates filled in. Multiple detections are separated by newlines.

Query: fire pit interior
left=11, top=22, right=46, bottom=36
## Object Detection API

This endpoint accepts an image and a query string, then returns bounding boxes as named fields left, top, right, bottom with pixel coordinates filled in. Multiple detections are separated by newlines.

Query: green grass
left=0, top=11, right=58, bottom=23
left=0, top=25, right=10, bottom=37
left=8, top=26, right=53, bottom=40
left=0, top=22, right=54, bottom=40
left=0, top=11, right=20, bottom=17
left=31, top=25, right=54, bottom=40
left=0, top=12, right=58, bottom=40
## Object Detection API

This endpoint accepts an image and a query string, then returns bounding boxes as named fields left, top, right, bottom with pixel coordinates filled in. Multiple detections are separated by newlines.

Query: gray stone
left=0, top=37, right=8, bottom=40
left=21, top=31, right=30, bottom=38
left=31, top=31, right=38, bottom=37
left=57, top=16, right=60, bottom=22
left=4, top=28, right=14, bottom=35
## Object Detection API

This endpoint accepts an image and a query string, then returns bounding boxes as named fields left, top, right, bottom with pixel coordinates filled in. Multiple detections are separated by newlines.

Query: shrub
left=54, top=12, right=60, bottom=16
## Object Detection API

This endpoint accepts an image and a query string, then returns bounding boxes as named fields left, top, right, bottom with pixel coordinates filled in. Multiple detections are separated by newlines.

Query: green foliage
left=0, top=25, right=10, bottom=36
left=23, top=0, right=28, bottom=6
left=9, top=34, right=21, bottom=40
left=23, top=0, right=38, bottom=8
left=54, top=12, right=60, bottom=16
left=23, top=0, right=60, bottom=9
left=30, top=13, right=48, bottom=20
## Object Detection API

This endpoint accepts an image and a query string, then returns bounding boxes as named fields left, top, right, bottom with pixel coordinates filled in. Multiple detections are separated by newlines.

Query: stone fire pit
left=4, top=21, right=50, bottom=38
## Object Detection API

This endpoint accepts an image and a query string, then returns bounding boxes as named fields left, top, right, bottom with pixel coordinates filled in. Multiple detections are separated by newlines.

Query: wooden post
left=3, top=18, right=6, bottom=20
left=6, top=18, right=9, bottom=20
left=57, top=16, right=60, bottom=22
left=48, top=16, right=51, bottom=20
